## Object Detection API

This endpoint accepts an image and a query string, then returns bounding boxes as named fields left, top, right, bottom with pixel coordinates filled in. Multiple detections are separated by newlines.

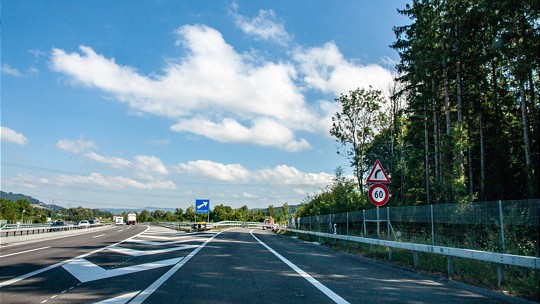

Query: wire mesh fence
left=288, top=199, right=539, bottom=257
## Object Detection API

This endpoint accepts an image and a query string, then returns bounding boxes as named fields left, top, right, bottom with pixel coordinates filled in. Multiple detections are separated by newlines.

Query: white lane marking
left=126, top=238, right=207, bottom=246
left=108, top=245, right=198, bottom=256
left=92, top=234, right=106, bottom=238
left=250, top=230, right=349, bottom=304
left=136, top=233, right=214, bottom=240
left=117, top=230, right=123, bottom=232
left=93, top=291, right=140, bottom=304
left=129, top=229, right=229, bottom=304
left=0, top=226, right=150, bottom=288
left=63, top=257, right=182, bottom=283
left=0, top=246, right=51, bottom=258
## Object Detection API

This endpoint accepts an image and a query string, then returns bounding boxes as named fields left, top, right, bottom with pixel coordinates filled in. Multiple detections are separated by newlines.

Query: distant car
left=51, top=220, right=67, bottom=231
left=78, top=220, right=90, bottom=228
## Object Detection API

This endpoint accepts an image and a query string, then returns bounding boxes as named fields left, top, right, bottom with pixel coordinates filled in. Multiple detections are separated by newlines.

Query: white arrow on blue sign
left=195, top=199, right=210, bottom=214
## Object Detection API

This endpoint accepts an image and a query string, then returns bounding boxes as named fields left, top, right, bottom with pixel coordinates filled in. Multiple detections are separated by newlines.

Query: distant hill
left=0, top=191, right=65, bottom=212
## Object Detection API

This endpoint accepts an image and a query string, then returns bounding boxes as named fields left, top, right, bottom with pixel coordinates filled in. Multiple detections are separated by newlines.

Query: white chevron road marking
left=63, top=257, right=182, bottom=283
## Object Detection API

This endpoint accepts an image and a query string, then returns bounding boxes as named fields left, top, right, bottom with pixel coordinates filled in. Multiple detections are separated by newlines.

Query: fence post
left=387, top=207, right=390, bottom=240
left=363, top=210, right=366, bottom=236
left=430, top=204, right=435, bottom=245
left=413, top=251, right=419, bottom=268
left=498, top=200, right=506, bottom=286
left=346, top=212, right=349, bottom=236
left=447, top=256, right=454, bottom=278
left=498, top=200, right=506, bottom=253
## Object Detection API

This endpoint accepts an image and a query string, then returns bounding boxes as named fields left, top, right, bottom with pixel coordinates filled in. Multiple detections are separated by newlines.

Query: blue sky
left=1, top=0, right=409, bottom=211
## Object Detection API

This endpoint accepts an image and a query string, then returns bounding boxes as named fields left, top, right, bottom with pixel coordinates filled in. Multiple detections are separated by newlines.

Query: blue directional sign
left=195, top=199, right=210, bottom=214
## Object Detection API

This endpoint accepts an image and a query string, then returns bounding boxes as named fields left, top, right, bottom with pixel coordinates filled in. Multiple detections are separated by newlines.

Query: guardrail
left=154, top=221, right=280, bottom=230
left=0, top=223, right=106, bottom=237
left=284, top=227, right=540, bottom=286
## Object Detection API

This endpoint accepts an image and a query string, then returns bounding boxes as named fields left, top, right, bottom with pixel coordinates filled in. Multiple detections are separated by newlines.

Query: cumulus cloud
left=171, top=117, right=311, bottom=152
left=133, top=155, right=169, bottom=179
left=293, top=42, right=394, bottom=95
left=55, top=173, right=176, bottom=190
left=50, top=17, right=395, bottom=152
left=56, top=138, right=96, bottom=153
left=50, top=25, right=318, bottom=152
left=1, top=126, right=28, bottom=145
left=173, top=159, right=332, bottom=187
left=254, top=165, right=333, bottom=186
left=230, top=3, right=291, bottom=46
left=173, top=160, right=250, bottom=183
left=85, top=151, right=131, bottom=169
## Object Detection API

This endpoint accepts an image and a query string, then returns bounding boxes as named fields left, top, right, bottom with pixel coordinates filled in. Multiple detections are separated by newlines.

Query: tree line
left=296, top=0, right=538, bottom=217
left=0, top=197, right=113, bottom=223
left=0, top=196, right=292, bottom=225
left=130, top=203, right=290, bottom=224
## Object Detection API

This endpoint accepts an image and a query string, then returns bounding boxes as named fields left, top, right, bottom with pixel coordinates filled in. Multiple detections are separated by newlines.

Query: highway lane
left=0, top=226, right=524, bottom=303
left=144, top=228, right=516, bottom=304
left=0, top=225, right=147, bottom=284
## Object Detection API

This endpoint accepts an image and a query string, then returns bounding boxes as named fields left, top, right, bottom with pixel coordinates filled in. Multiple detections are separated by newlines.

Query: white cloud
left=55, top=173, right=176, bottom=190
left=173, top=159, right=332, bottom=188
left=50, top=25, right=319, bottom=152
left=1, top=64, right=22, bottom=77
left=1, top=126, right=28, bottom=145
left=134, top=155, right=169, bottom=179
left=85, top=151, right=131, bottom=169
left=293, top=42, right=395, bottom=95
left=171, top=117, right=311, bottom=152
left=173, top=160, right=250, bottom=182
left=230, top=3, right=291, bottom=46
left=56, top=138, right=97, bottom=153
left=50, top=22, right=395, bottom=152
left=254, top=165, right=333, bottom=186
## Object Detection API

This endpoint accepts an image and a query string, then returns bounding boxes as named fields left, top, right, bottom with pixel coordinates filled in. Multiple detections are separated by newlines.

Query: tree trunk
left=455, top=23, right=464, bottom=171
left=519, top=82, right=533, bottom=196
left=479, top=110, right=485, bottom=200
left=442, top=44, right=452, bottom=135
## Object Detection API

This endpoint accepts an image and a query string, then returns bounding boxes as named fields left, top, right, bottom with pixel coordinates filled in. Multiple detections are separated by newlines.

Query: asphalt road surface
left=0, top=226, right=524, bottom=303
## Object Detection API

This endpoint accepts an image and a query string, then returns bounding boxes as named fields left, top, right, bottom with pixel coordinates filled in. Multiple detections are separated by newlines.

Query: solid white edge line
left=0, top=226, right=150, bottom=288
left=250, top=230, right=349, bottom=304
left=129, top=228, right=230, bottom=304
left=0, top=246, right=51, bottom=258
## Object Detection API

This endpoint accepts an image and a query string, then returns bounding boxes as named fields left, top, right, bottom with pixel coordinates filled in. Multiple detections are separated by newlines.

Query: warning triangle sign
left=366, top=160, right=390, bottom=183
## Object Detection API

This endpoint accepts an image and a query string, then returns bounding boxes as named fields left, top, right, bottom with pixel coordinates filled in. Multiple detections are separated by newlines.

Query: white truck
left=126, top=213, right=137, bottom=225
left=114, top=216, right=124, bottom=225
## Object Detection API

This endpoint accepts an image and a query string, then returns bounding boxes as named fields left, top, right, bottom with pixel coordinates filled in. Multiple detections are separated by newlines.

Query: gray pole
left=376, top=206, right=380, bottom=237
left=431, top=204, right=435, bottom=245
left=498, top=200, right=506, bottom=253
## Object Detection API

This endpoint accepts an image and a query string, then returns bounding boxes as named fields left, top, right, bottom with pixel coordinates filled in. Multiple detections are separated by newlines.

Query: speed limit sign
left=368, top=184, right=389, bottom=206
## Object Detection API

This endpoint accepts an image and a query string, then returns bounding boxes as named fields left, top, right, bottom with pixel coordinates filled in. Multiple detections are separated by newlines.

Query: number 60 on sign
left=368, top=183, right=389, bottom=206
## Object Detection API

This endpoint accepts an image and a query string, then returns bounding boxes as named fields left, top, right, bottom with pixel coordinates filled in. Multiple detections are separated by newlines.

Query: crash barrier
left=288, top=200, right=539, bottom=286
left=284, top=227, right=539, bottom=286
left=153, top=221, right=278, bottom=230
left=0, top=223, right=110, bottom=245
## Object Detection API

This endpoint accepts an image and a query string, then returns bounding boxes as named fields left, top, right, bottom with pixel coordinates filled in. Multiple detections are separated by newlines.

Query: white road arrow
left=63, top=257, right=182, bottom=283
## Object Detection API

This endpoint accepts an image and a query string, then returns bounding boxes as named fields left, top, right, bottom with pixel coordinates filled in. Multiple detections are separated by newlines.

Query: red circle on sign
left=368, top=184, right=389, bottom=206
